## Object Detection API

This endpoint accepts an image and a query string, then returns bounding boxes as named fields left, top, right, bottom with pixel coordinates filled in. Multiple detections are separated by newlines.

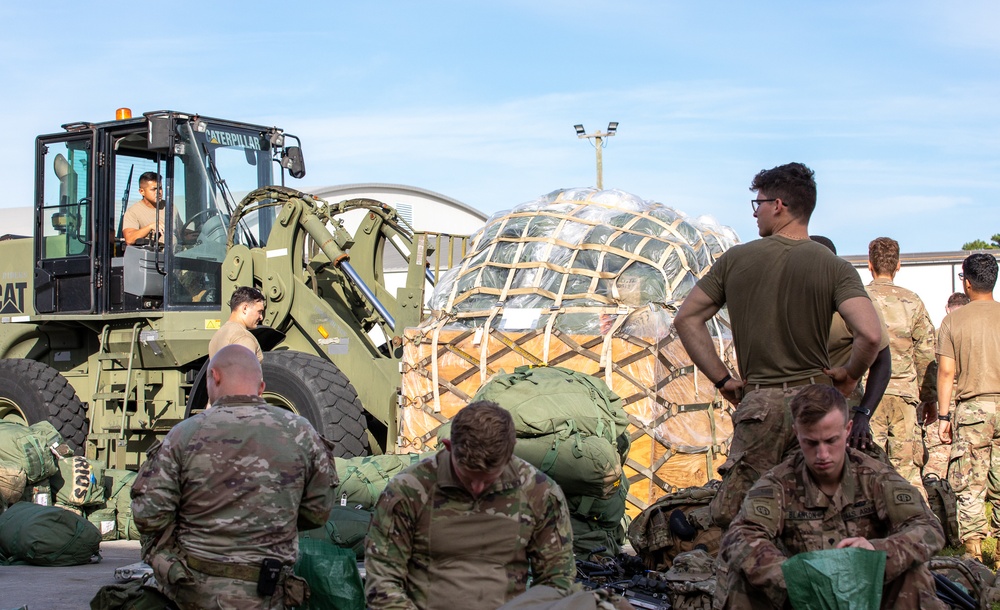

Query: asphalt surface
left=2, top=539, right=142, bottom=610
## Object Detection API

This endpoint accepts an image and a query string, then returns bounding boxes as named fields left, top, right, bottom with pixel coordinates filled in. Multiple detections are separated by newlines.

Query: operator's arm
left=937, top=355, right=957, bottom=444
left=867, top=471, right=945, bottom=582
left=827, top=297, right=881, bottom=396
left=365, top=480, right=421, bottom=610
left=848, top=346, right=891, bottom=450
left=719, top=477, right=790, bottom=606
left=527, top=482, right=575, bottom=592
left=297, top=430, right=337, bottom=531
left=675, top=286, right=743, bottom=405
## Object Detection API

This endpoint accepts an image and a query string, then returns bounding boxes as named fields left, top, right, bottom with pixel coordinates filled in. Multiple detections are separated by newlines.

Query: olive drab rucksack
left=334, top=454, right=424, bottom=509
left=627, top=481, right=722, bottom=571
left=923, top=474, right=960, bottom=548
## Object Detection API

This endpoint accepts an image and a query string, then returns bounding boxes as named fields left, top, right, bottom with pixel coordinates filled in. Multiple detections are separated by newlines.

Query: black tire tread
left=263, top=351, right=370, bottom=457
left=0, top=359, right=88, bottom=451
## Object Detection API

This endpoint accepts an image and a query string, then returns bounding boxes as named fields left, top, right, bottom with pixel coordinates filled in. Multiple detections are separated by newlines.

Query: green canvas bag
left=471, top=366, right=630, bottom=457
left=0, top=421, right=60, bottom=483
left=104, top=469, right=140, bottom=540
left=0, top=501, right=102, bottom=566
left=334, top=454, right=423, bottom=509
left=51, top=455, right=106, bottom=507
left=514, top=432, right=622, bottom=500
left=300, top=504, right=373, bottom=559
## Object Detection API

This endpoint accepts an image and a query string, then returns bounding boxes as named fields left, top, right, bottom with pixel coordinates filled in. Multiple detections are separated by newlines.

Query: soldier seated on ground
left=364, top=400, right=575, bottom=610
left=716, top=384, right=946, bottom=610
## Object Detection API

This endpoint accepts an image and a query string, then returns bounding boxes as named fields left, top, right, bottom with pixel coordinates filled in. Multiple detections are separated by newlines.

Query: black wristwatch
left=714, top=374, right=733, bottom=390
left=851, top=406, right=872, bottom=418
left=938, top=414, right=951, bottom=422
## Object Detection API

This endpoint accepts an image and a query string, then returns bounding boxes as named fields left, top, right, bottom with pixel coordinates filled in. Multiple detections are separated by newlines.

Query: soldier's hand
left=847, top=412, right=872, bottom=450
left=719, top=377, right=746, bottom=407
left=836, top=537, right=875, bottom=551
left=938, top=420, right=952, bottom=445
left=823, top=366, right=860, bottom=398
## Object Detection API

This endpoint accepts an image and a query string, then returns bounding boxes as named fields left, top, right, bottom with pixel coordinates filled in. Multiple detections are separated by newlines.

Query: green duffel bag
left=567, top=474, right=628, bottom=530
left=105, top=470, right=140, bottom=541
left=472, top=365, right=629, bottom=450
left=86, top=504, right=119, bottom=541
left=52, top=455, right=106, bottom=507
left=0, top=501, right=102, bottom=566
left=570, top=515, right=624, bottom=559
left=334, top=454, right=423, bottom=509
left=514, top=431, right=622, bottom=500
left=0, top=421, right=60, bottom=483
left=301, top=504, right=373, bottom=560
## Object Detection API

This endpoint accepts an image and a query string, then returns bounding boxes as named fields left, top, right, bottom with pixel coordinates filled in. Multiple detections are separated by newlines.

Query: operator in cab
left=122, top=172, right=175, bottom=245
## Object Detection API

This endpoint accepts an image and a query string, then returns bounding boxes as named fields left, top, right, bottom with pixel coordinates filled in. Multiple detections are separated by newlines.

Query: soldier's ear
left=845, top=418, right=853, bottom=437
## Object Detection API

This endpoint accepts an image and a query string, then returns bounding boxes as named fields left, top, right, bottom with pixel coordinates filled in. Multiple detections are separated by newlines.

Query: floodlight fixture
left=574, top=124, right=586, bottom=137
left=607, top=122, right=618, bottom=135
left=572, top=121, right=620, bottom=190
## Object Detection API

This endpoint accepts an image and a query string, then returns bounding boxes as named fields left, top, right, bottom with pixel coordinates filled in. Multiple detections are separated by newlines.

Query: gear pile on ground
left=401, top=187, right=740, bottom=514
left=0, top=420, right=140, bottom=542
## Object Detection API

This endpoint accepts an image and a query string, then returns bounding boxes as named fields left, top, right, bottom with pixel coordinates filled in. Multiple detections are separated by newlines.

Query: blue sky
left=2, top=1, right=997, bottom=255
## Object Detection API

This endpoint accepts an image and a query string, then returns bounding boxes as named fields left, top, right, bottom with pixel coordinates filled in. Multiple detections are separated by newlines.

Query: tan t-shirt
left=936, top=300, right=1000, bottom=401
left=122, top=202, right=176, bottom=243
left=208, top=321, right=263, bottom=362
left=697, top=236, right=870, bottom=384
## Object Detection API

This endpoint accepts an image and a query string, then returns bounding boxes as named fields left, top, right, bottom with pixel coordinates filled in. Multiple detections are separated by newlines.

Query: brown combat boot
left=964, top=537, right=983, bottom=562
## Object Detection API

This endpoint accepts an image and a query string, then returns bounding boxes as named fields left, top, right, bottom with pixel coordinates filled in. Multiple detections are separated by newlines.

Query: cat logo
left=0, top=282, right=27, bottom=314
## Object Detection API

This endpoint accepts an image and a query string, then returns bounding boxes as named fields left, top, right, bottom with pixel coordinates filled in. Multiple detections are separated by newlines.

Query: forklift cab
left=33, top=110, right=305, bottom=315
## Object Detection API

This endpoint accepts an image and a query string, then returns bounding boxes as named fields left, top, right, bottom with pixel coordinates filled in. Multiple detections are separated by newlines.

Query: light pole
left=574, top=122, right=618, bottom=189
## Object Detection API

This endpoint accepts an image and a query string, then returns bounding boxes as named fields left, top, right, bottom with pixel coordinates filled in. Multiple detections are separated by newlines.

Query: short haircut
left=229, top=286, right=266, bottom=311
left=450, top=400, right=516, bottom=471
left=789, top=384, right=848, bottom=427
left=947, top=292, right=970, bottom=309
left=963, top=253, right=999, bottom=293
left=749, top=162, right=817, bottom=222
left=810, top=235, right=836, bottom=255
left=868, top=237, right=900, bottom=276
left=138, top=171, right=160, bottom=188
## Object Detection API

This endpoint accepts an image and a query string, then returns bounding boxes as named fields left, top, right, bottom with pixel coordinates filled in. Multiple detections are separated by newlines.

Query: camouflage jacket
left=867, top=279, right=937, bottom=402
left=720, top=448, right=944, bottom=606
left=364, top=449, right=574, bottom=610
left=132, top=395, right=337, bottom=566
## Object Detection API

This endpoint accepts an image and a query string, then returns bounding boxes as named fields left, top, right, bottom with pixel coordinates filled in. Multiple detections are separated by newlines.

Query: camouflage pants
left=709, top=387, right=804, bottom=529
left=162, top=566, right=289, bottom=610
left=716, top=562, right=946, bottom=609
left=869, top=395, right=927, bottom=503
left=922, top=420, right=950, bottom=480
left=947, top=398, right=1000, bottom=542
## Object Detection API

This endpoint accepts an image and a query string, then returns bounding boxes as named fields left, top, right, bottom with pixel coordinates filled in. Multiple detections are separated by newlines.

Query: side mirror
left=281, top=146, right=306, bottom=179
left=148, top=116, right=173, bottom=151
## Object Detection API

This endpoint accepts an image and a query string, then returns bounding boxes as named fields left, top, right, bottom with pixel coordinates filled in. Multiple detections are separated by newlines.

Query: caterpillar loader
left=0, top=109, right=463, bottom=467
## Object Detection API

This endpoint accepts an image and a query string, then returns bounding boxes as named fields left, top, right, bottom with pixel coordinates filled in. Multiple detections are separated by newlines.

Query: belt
left=964, top=394, right=1000, bottom=403
left=187, top=555, right=262, bottom=583
left=751, top=376, right=833, bottom=391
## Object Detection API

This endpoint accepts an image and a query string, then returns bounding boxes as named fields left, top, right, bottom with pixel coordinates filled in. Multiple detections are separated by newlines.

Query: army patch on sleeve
left=884, top=483, right=924, bottom=523
left=748, top=487, right=774, bottom=499
left=746, top=497, right=781, bottom=533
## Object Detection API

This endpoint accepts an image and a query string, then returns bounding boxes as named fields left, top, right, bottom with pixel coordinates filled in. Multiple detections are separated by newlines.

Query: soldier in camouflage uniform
left=866, top=237, right=937, bottom=501
left=717, top=385, right=946, bottom=609
left=132, top=345, right=337, bottom=609
left=937, top=253, right=1000, bottom=560
left=364, top=401, right=574, bottom=609
left=675, top=163, right=882, bottom=529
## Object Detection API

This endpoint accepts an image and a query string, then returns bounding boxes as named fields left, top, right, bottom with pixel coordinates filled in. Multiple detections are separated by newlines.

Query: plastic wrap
left=404, top=188, right=740, bottom=513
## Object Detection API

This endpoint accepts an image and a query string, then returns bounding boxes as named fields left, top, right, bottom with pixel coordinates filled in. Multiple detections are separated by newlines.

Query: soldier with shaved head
left=132, top=345, right=337, bottom=609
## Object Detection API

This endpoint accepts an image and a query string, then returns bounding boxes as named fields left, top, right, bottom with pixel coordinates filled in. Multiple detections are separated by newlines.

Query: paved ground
left=2, top=539, right=142, bottom=610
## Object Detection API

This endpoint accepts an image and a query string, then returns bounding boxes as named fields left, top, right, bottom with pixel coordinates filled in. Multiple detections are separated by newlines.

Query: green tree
left=962, top=234, right=1000, bottom=250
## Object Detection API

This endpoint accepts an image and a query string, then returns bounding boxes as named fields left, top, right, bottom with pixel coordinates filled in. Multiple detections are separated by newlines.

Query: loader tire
left=261, top=352, right=371, bottom=458
left=0, top=359, right=88, bottom=452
